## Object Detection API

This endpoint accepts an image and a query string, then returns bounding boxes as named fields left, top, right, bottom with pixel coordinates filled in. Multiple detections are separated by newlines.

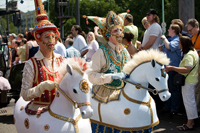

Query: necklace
left=123, top=41, right=131, bottom=48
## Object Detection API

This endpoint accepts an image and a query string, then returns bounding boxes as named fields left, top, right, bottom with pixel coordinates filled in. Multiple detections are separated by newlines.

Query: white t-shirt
left=73, top=35, right=88, bottom=53
left=142, top=22, right=162, bottom=49
left=54, top=42, right=66, bottom=57
left=86, top=40, right=99, bottom=62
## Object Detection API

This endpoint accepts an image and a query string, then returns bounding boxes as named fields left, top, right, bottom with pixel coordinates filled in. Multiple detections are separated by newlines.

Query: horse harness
left=123, top=79, right=168, bottom=95
left=48, top=84, right=91, bottom=133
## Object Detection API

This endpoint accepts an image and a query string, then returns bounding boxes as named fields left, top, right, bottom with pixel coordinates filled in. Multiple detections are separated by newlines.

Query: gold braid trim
left=48, top=107, right=81, bottom=133
left=95, top=124, right=99, bottom=133
left=32, top=58, right=39, bottom=84
left=91, top=119, right=159, bottom=131
left=122, top=89, right=150, bottom=105
left=122, top=89, right=154, bottom=124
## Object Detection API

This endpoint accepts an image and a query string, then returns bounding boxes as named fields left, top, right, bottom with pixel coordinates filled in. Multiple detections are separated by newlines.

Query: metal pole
left=161, top=0, right=166, bottom=35
left=48, top=0, right=50, bottom=20
left=75, top=0, right=80, bottom=25
left=6, top=0, right=9, bottom=36
left=162, top=0, right=165, bottom=23
left=60, top=19, right=64, bottom=41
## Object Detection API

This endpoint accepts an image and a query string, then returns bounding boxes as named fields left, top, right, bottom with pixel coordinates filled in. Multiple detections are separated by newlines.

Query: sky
left=0, top=0, right=47, bottom=13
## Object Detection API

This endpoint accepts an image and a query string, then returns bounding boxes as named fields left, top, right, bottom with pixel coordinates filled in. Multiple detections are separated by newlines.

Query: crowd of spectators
left=0, top=8, right=200, bottom=131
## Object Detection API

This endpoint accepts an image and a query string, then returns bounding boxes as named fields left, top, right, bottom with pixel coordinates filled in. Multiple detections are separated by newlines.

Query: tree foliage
left=0, top=15, right=18, bottom=36
left=42, top=0, right=197, bottom=39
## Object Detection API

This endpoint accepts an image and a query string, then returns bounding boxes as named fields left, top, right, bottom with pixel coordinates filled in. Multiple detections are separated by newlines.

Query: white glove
left=111, top=73, right=126, bottom=80
left=30, top=80, right=56, bottom=98
left=38, top=80, right=56, bottom=93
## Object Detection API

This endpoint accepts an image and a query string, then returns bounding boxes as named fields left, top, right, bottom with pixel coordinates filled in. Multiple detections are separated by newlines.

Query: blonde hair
left=141, top=17, right=147, bottom=23
left=154, top=15, right=160, bottom=24
left=87, top=32, right=95, bottom=44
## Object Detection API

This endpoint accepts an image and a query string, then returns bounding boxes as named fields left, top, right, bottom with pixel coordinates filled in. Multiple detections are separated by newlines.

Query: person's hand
left=111, top=73, right=126, bottom=80
left=158, top=44, right=163, bottom=51
left=39, top=80, right=56, bottom=92
left=165, top=66, right=172, bottom=72
left=94, top=26, right=99, bottom=31
left=161, top=35, right=166, bottom=40
left=138, top=45, right=143, bottom=51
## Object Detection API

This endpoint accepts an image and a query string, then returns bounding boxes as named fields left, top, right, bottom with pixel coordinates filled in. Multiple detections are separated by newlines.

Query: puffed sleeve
left=87, top=49, right=113, bottom=85
left=20, top=60, right=37, bottom=101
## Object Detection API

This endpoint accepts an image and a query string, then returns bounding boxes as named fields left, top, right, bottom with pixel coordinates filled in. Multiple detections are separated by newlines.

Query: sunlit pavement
left=0, top=99, right=17, bottom=133
left=153, top=112, right=200, bottom=133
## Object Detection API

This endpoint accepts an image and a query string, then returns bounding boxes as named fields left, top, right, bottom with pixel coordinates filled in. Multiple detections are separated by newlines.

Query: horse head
left=123, top=49, right=171, bottom=101
left=58, top=58, right=93, bottom=119
left=146, top=59, right=171, bottom=101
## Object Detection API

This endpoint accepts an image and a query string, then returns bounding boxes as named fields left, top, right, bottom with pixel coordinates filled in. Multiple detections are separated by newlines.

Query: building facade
left=19, top=10, right=36, bottom=33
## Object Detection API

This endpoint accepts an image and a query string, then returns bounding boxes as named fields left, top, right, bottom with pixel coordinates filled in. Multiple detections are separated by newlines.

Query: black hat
left=146, top=9, right=158, bottom=15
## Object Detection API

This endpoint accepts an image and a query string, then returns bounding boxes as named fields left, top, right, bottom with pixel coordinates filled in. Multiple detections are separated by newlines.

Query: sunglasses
left=143, top=22, right=148, bottom=26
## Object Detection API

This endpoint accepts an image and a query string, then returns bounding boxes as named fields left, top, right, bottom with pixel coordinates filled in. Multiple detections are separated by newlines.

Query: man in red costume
left=20, top=0, right=64, bottom=115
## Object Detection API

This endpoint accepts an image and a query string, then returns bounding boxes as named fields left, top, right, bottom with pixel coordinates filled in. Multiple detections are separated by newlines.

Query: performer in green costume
left=88, top=11, right=130, bottom=103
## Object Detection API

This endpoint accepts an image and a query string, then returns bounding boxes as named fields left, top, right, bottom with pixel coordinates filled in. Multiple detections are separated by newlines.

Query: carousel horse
left=14, top=58, right=93, bottom=133
left=90, top=49, right=171, bottom=133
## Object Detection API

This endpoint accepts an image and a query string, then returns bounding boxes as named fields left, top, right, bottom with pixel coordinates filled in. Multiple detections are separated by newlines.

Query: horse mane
left=123, top=49, right=170, bottom=74
left=57, top=57, right=88, bottom=84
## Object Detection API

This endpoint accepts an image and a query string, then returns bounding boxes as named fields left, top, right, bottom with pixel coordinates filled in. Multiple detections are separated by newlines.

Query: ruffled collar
left=34, top=50, right=61, bottom=60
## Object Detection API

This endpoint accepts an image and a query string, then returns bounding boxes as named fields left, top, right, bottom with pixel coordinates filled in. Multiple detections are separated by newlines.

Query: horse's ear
left=67, top=64, right=73, bottom=75
left=151, top=59, right=156, bottom=68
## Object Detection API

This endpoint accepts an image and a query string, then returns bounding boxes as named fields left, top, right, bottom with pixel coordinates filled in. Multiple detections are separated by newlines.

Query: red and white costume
left=20, top=51, right=64, bottom=115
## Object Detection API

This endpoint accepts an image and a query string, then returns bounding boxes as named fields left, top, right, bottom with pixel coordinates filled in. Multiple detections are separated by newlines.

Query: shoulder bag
left=173, top=62, right=197, bottom=86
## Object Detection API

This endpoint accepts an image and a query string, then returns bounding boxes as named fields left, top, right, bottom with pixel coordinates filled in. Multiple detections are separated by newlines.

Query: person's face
left=14, top=42, right=18, bottom=47
left=146, top=14, right=156, bottom=23
left=124, top=17, right=128, bottom=26
left=87, top=33, right=93, bottom=42
left=10, top=36, right=14, bottom=41
left=168, top=25, right=174, bottom=37
left=109, top=26, right=123, bottom=45
left=65, top=41, right=69, bottom=47
left=71, top=27, right=77, bottom=37
left=11, top=41, right=15, bottom=48
left=186, top=24, right=195, bottom=36
left=142, top=20, right=150, bottom=29
left=17, top=36, right=21, bottom=40
left=122, top=38, right=127, bottom=45
left=20, top=41, right=24, bottom=46
left=38, top=30, right=56, bottom=51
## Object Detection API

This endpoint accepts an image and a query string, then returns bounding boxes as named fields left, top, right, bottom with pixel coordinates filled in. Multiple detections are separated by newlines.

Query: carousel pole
left=75, top=0, right=80, bottom=25
left=161, top=0, right=166, bottom=35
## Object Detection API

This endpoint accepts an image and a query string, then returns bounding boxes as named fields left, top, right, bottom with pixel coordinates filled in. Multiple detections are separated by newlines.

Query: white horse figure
left=14, top=58, right=93, bottom=133
left=90, top=49, right=171, bottom=133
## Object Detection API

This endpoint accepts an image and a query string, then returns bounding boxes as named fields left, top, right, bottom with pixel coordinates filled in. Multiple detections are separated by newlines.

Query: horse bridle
left=55, top=84, right=91, bottom=109
left=123, top=79, right=168, bottom=95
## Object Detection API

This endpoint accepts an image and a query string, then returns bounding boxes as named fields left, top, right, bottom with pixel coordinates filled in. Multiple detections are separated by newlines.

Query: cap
left=9, top=33, right=17, bottom=38
left=146, top=9, right=158, bottom=15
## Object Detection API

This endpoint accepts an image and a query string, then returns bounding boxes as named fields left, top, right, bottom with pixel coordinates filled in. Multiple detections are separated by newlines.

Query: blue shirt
left=163, top=35, right=182, bottom=67
left=66, top=46, right=80, bottom=58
